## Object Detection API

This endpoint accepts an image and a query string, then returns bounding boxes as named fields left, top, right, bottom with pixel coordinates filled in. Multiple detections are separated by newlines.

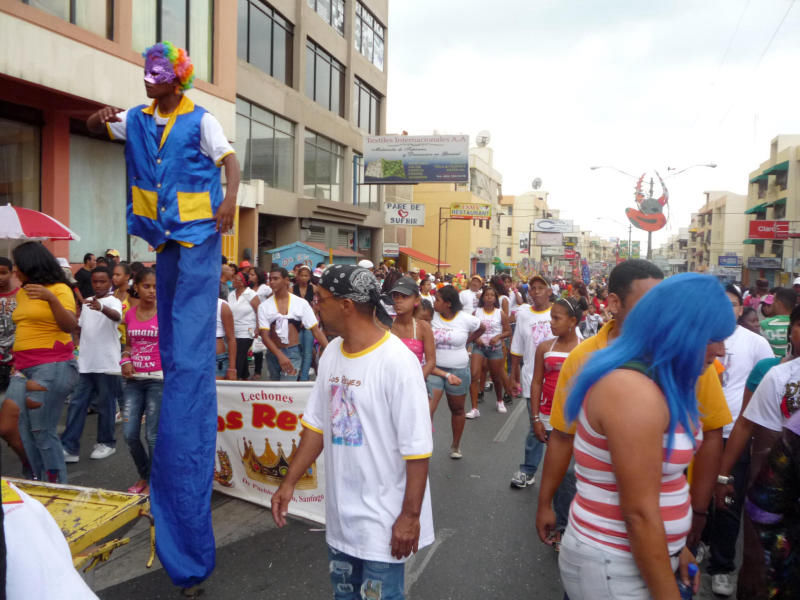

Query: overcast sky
left=386, top=0, right=800, bottom=250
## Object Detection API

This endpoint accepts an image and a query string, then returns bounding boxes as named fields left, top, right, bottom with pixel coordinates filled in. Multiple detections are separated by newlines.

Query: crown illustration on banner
left=239, top=437, right=318, bottom=490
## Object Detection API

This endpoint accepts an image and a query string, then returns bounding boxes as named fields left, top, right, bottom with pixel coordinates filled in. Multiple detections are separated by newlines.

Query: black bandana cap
left=321, top=264, right=391, bottom=324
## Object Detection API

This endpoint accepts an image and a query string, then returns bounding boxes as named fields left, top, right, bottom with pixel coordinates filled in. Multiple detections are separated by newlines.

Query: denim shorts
left=472, top=344, right=504, bottom=360
left=426, top=365, right=471, bottom=396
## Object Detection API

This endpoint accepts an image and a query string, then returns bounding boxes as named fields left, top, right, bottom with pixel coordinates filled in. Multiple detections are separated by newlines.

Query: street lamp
left=666, top=162, right=717, bottom=177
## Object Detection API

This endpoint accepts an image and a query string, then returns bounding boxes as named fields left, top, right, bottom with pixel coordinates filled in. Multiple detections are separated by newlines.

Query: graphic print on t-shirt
left=433, top=326, right=453, bottom=349
left=529, top=319, right=553, bottom=349
left=330, top=383, right=363, bottom=447
left=781, top=378, right=800, bottom=419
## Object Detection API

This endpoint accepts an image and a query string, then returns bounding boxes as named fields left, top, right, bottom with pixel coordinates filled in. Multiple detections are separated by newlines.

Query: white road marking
left=493, top=400, right=526, bottom=443
left=405, top=528, right=455, bottom=597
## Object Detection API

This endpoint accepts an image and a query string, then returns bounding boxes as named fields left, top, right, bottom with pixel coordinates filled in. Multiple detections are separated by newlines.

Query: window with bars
left=237, top=0, right=294, bottom=85
left=354, top=2, right=384, bottom=70
left=353, top=77, right=381, bottom=134
left=23, top=0, right=113, bottom=39
left=131, top=0, right=214, bottom=82
left=304, top=130, right=343, bottom=202
left=235, top=98, right=295, bottom=191
left=305, top=40, right=345, bottom=116
left=307, top=0, right=344, bottom=36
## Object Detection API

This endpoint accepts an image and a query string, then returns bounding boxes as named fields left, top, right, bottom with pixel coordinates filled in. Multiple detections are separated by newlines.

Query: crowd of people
left=4, top=243, right=800, bottom=598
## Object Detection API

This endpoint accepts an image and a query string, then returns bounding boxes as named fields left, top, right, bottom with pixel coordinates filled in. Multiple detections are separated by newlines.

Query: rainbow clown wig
left=142, top=42, right=195, bottom=91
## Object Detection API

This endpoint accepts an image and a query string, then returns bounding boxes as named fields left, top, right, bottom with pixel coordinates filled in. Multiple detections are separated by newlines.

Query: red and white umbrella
left=0, top=205, right=80, bottom=242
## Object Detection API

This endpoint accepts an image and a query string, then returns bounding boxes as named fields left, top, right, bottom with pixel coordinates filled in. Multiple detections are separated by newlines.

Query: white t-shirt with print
left=744, top=358, right=800, bottom=432
left=257, top=293, right=318, bottom=345
left=459, top=289, right=480, bottom=314
left=510, top=305, right=554, bottom=398
left=301, top=333, right=434, bottom=563
left=432, top=311, right=481, bottom=369
left=228, top=288, right=257, bottom=338
left=721, top=325, right=775, bottom=437
left=107, top=109, right=233, bottom=165
left=78, top=295, right=122, bottom=374
left=256, top=283, right=273, bottom=303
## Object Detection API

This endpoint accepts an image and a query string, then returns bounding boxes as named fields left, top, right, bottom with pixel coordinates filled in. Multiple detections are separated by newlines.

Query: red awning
left=400, top=247, right=451, bottom=268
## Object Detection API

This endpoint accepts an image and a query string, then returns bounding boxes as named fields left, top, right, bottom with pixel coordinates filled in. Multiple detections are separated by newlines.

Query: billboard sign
left=382, top=243, right=400, bottom=257
left=518, top=232, right=530, bottom=255
left=449, top=203, right=492, bottom=220
left=534, top=219, right=573, bottom=233
left=748, top=220, right=789, bottom=240
left=384, top=202, right=425, bottom=226
left=536, top=232, right=563, bottom=246
left=747, top=256, right=782, bottom=269
left=364, top=135, right=469, bottom=184
left=564, top=248, right=576, bottom=259
left=541, top=246, right=563, bottom=257
left=718, top=255, right=740, bottom=267
left=631, top=240, right=641, bottom=259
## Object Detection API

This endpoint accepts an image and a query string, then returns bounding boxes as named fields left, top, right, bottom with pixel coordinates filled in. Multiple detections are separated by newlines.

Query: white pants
left=558, top=527, right=679, bottom=600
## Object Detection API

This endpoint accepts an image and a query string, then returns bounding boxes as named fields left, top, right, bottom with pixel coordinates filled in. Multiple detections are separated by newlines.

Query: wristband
left=121, top=351, right=131, bottom=357
left=120, top=358, right=132, bottom=366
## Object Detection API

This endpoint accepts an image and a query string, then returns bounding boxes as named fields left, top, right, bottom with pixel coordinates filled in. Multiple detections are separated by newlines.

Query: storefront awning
left=400, top=247, right=450, bottom=268
left=764, top=160, right=790, bottom=176
left=744, top=202, right=768, bottom=214
left=767, top=197, right=787, bottom=208
left=742, top=239, right=762, bottom=244
left=749, top=174, right=768, bottom=184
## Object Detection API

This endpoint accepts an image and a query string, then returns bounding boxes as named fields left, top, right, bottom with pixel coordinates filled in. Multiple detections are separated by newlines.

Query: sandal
left=127, top=481, right=147, bottom=494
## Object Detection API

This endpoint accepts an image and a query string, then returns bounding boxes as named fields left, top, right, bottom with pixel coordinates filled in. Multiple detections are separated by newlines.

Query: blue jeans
left=298, top=327, right=314, bottom=381
left=215, top=352, right=229, bottom=377
left=328, top=546, right=405, bottom=600
left=123, top=378, right=163, bottom=480
left=520, top=396, right=545, bottom=477
left=7, top=359, right=79, bottom=483
left=61, top=372, right=119, bottom=455
left=266, top=345, right=302, bottom=381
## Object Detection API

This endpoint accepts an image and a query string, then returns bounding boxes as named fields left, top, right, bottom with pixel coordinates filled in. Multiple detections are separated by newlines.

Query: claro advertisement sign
left=364, top=135, right=469, bottom=184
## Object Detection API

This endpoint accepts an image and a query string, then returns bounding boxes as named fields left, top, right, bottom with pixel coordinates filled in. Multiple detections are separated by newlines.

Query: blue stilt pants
left=151, top=235, right=220, bottom=587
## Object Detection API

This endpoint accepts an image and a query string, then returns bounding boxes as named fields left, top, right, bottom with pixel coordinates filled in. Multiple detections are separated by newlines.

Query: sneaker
left=90, top=443, right=116, bottom=460
left=510, top=470, right=535, bottom=488
left=497, top=401, right=507, bottom=414
left=477, top=391, right=484, bottom=403
left=485, top=381, right=493, bottom=391
left=711, top=573, right=735, bottom=596
left=504, top=392, right=513, bottom=406
left=63, top=449, right=79, bottom=464
left=449, top=447, right=463, bottom=459
left=465, top=408, right=481, bottom=419
left=115, top=411, right=122, bottom=424
left=695, top=541, right=709, bottom=564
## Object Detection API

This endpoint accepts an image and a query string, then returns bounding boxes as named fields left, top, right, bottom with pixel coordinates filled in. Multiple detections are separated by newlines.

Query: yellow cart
left=5, top=477, right=156, bottom=572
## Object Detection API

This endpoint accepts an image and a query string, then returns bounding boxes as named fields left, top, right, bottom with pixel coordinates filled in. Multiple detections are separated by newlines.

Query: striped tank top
left=569, top=382, right=701, bottom=557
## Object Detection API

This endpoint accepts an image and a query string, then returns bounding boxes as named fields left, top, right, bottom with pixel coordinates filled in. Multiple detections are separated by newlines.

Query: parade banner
left=213, top=381, right=325, bottom=524
left=364, top=135, right=469, bottom=183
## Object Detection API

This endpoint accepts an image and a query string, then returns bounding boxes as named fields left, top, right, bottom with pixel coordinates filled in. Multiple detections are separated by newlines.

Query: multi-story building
left=0, top=1, right=236, bottom=262
left=1, top=0, right=389, bottom=266
left=407, top=143, right=503, bottom=276
left=658, top=228, right=689, bottom=275
left=496, top=190, right=550, bottom=273
left=688, top=191, right=746, bottom=280
left=238, top=0, right=388, bottom=266
left=743, top=135, right=800, bottom=287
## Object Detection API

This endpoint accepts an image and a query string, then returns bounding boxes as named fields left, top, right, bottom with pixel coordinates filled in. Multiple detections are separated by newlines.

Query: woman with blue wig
left=558, top=273, right=735, bottom=599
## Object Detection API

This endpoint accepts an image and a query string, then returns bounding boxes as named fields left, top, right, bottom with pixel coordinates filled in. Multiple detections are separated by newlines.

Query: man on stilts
left=87, top=42, right=239, bottom=596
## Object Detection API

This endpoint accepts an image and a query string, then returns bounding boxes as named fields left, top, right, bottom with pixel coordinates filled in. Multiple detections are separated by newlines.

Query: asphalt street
left=3, top=390, right=735, bottom=599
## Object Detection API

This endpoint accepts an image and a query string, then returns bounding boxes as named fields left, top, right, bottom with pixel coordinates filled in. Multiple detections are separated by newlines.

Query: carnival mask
left=144, top=55, right=177, bottom=85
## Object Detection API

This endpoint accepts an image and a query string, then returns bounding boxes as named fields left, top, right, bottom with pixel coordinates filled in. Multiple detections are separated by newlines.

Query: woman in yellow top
left=7, top=242, right=79, bottom=483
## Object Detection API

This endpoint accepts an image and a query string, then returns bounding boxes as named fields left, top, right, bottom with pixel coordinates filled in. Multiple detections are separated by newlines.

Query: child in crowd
left=580, top=302, right=603, bottom=338
left=121, top=269, right=161, bottom=494
left=61, top=266, right=122, bottom=462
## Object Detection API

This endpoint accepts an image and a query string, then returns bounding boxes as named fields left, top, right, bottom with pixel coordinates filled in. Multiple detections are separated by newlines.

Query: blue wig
left=565, top=273, right=735, bottom=451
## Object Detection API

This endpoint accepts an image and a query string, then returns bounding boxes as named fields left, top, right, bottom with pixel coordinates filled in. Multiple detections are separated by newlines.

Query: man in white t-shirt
left=61, top=267, right=122, bottom=463
left=459, top=275, right=483, bottom=313
left=272, top=265, right=433, bottom=599
left=258, top=266, right=328, bottom=381
left=509, top=274, right=554, bottom=489
left=706, top=284, right=774, bottom=596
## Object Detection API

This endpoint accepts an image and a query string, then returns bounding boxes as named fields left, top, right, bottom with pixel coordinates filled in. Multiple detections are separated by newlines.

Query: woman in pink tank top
left=389, top=277, right=435, bottom=378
